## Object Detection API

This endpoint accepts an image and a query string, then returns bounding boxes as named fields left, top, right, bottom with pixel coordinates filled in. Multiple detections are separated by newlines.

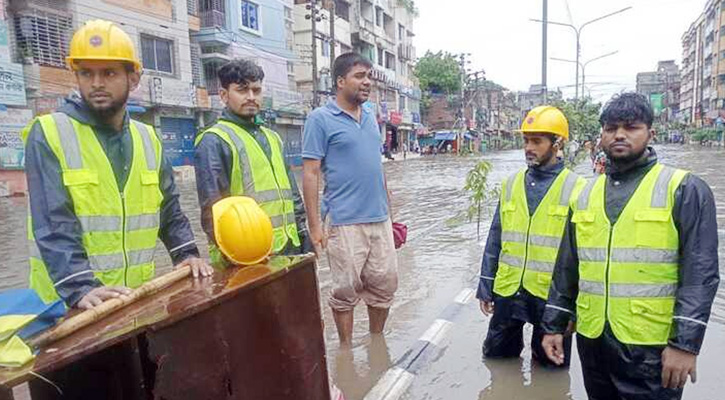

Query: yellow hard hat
left=213, top=196, right=273, bottom=266
left=66, top=20, right=141, bottom=71
left=520, top=105, right=569, bottom=140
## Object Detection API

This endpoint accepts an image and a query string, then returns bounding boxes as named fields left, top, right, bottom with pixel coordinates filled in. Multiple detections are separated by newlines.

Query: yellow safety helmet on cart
left=213, top=197, right=273, bottom=266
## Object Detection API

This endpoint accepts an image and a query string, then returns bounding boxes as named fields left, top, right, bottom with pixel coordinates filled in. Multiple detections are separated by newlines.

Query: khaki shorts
left=325, top=217, right=398, bottom=312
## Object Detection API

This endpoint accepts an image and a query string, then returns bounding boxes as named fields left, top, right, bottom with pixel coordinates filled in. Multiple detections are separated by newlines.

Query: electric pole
left=306, top=0, right=322, bottom=107
left=458, top=53, right=470, bottom=153
left=542, top=0, right=548, bottom=102
left=329, top=0, right=336, bottom=71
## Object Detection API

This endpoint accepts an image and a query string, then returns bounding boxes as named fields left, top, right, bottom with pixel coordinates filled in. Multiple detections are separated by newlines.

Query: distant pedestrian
left=302, top=53, right=398, bottom=348
left=567, top=139, right=579, bottom=164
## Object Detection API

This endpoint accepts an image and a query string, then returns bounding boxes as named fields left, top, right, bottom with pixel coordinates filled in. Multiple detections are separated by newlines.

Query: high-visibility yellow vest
left=195, top=121, right=300, bottom=258
left=571, top=163, right=687, bottom=345
left=494, top=168, right=584, bottom=299
left=22, top=113, right=163, bottom=304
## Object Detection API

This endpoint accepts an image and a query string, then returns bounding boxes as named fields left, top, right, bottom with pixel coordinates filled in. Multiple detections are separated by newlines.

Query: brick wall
left=424, top=93, right=456, bottom=131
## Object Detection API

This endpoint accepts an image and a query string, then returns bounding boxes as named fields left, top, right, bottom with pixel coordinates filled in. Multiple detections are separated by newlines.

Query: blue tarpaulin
left=0, top=289, right=65, bottom=367
left=127, top=105, right=147, bottom=114
left=434, top=132, right=475, bottom=141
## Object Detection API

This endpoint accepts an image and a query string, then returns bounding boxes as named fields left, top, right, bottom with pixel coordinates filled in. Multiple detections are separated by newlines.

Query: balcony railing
left=397, top=43, right=415, bottom=60
left=201, top=10, right=226, bottom=28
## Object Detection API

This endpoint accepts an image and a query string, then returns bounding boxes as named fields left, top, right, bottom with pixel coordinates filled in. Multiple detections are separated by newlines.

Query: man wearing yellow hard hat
left=476, top=105, right=584, bottom=367
left=194, top=59, right=311, bottom=267
left=21, top=20, right=212, bottom=310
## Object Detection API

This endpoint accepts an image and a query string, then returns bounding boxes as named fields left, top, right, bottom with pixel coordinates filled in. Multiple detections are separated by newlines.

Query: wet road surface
left=1, top=145, right=723, bottom=399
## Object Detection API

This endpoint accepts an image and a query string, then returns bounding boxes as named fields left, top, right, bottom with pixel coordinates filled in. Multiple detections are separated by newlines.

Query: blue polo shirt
left=302, top=99, right=388, bottom=226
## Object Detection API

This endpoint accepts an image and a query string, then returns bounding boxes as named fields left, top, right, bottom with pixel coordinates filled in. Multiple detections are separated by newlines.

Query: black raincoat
left=542, top=148, right=720, bottom=399
left=24, top=95, right=200, bottom=307
left=193, top=110, right=311, bottom=255
left=477, top=160, right=573, bottom=367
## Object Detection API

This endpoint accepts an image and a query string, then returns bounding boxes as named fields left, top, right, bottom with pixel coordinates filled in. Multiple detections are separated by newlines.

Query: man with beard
left=302, top=53, right=397, bottom=347
left=477, top=105, right=584, bottom=368
left=22, top=20, right=212, bottom=310
left=194, top=59, right=310, bottom=265
left=542, top=93, right=719, bottom=399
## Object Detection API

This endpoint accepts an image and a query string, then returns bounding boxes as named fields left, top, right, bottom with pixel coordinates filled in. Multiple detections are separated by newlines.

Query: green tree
left=397, top=0, right=419, bottom=16
left=464, top=160, right=498, bottom=240
left=550, top=97, right=602, bottom=142
left=414, top=51, right=462, bottom=94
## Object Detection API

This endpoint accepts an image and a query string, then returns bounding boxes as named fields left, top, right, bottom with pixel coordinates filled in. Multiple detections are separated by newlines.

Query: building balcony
left=192, top=30, right=231, bottom=47
left=352, top=26, right=375, bottom=46
left=362, top=18, right=375, bottom=33
left=397, top=43, right=415, bottom=61
left=201, top=9, right=226, bottom=29
left=200, top=46, right=232, bottom=63
left=705, top=46, right=714, bottom=59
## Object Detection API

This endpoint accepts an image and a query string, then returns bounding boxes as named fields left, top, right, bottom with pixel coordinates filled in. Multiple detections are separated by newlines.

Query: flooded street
left=1, top=145, right=724, bottom=399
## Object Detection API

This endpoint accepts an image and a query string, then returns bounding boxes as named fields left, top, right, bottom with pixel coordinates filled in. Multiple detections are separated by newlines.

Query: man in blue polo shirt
left=302, top=53, right=398, bottom=348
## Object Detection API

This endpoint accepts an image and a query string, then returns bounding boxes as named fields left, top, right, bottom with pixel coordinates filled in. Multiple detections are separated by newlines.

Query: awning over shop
left=434, top=131, right=457, bottom=141
left=127, top=105, right=147, bottom=114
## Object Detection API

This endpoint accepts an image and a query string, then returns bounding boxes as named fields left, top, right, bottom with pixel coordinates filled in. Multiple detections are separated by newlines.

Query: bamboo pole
left=28, top=266, right=192, bottom=349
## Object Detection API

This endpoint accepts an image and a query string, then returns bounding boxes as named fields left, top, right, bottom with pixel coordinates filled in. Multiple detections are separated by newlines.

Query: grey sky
left=413, top=0, right=705, bottom=102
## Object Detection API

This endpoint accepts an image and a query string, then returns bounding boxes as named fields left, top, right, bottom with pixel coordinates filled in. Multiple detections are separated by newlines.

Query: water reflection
left=2, top=146, right=725, bottom=399
left=479, top=358, right=572, bottom=399
left=334, top=335, right=392, bottom=400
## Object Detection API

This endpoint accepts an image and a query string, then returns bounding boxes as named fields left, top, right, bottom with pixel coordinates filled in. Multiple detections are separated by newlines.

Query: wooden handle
left=28, top=266, right=192, bottom=349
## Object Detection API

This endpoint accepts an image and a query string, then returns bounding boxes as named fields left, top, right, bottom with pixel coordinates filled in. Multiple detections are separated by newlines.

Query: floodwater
left=1, top=145, right=724, bottom=399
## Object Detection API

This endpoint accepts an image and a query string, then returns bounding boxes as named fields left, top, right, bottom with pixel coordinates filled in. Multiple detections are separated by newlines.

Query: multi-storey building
left=293, top=0, right=421, bottom=152
left=0, top=0, right=211, bottom=194
left=679, top=0, right=725, bottom=127
left=9, top=0, right=208, bottom=168
left=0, top=0, right=30, bottom=195
left=292, top=0, right=353, bottom=101
left=0, top=0, right=308, bottom=195
left=193, top=0, right=305, bottom=164
left=636, top=60, right=680, bottom=122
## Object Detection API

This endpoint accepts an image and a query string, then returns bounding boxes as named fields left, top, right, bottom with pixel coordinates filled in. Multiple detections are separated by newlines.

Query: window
left=190, top=44, right=202, bottom=86
left=14, top=10, right=73, bottom=68
left=187, top=0, right=198, bottom=16
left=285, top=21, right=294, bottom=50
left=398, top=24, right=405, bottom=41
left=335, top=1, right=350, bottom=22
left=377, top=47, right=384, bottom=66
left=141, top=36, right=174, bottom=74
left=287, top=61, right=295, bottom=75
left=361, top=45, right=374, bottom=63
left=375, top=7, right=383, bottom=27
left=284, top=6, right=292, bottom=20
left=322, top=40, right=330, bottom=57
left=241, top=0, right=260, bottom=32
left=385, top=52, right=395, bottom=70
left=204, top=62, right=221, bottom=94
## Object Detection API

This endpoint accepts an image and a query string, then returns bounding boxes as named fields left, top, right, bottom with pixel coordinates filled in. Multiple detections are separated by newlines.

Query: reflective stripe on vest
left=494, top=168, right=583, bottom=300
left=572, top=163, right=687, bottom=345
left=25, top=113, right=162, bottom=304
left=198, top=122, right=300, bottom=253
